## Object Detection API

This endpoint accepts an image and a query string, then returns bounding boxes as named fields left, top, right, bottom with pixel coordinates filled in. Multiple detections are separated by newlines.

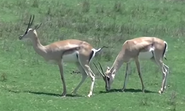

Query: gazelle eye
left=106, top=77, right=110, bottom=81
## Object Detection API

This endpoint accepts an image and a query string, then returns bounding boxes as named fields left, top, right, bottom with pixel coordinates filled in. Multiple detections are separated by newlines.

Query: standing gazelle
left=95, top=37, right=169, bottom=94
left=19, top=15, right=105, bottom=97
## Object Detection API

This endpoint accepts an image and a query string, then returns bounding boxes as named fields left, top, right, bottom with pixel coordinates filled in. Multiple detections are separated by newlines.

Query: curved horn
left=25, top=15, right=35, bottom=32
left=93, top=62, right=105, bottom=77
left=25, top=16, right=32, bottom=32
left=30, top=15, right=35, bottom=26
left=98, top=62, right=105, bottom=76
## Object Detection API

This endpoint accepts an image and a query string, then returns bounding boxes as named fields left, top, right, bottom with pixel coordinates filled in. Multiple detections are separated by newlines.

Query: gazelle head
left=19, top=15, right=42, bottom=41
left=94, top=63, right=115, bottom=92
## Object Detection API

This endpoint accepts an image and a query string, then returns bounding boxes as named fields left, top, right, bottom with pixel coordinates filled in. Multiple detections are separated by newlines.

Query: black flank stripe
left=88, top=51, right=94, bottom=62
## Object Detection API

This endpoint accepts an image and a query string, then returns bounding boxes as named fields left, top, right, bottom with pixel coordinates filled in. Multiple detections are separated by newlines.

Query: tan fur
left=20, top=16, right=104, bottom=97
left=102, top=37, right=169, bottom=94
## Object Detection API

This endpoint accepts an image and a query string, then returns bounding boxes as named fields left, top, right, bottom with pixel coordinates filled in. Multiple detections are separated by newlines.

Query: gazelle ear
left=107, top=66, right=110, bottom=70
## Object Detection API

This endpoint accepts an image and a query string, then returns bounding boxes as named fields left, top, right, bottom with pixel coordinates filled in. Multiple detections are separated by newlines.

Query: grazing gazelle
left=19, top=15, right=106, bottom=97
left=95, top=37, right=169, bottom=94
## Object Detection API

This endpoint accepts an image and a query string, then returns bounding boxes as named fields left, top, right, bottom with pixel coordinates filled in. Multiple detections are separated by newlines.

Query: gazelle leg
left=135, top=58, right=145, bottom=92
left=84, top=64, right=95, bottom=97
left=159, top=65, right=167, bottom=94
left=155, top=60, right=168, bottom=94
left=122, top=62, right=131, bottom=92
left=78, top=63, right=95, bottom=97
left=78, top=55, right=95, bottom=97
left=153, top=49, right=169, bottom=94
left=163, top=64, right=169, bottom=89
left=58, top=62, right=67, bottom=97
left=160, top=63, right=169, bottom=93
left=72, top=62, right=87, bottom=95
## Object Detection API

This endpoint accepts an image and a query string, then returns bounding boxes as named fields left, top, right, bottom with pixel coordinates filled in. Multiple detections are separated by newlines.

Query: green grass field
left=1, top=0, right=185, bottom=111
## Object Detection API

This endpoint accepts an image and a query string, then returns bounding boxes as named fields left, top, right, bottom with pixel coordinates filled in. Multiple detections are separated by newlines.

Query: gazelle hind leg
left=164, top=64, right=169, bottom=74
left=152, top=49, right=169, bottom=94
left=78, top=55, right=95, bottom=97
left=84, top=64, right=96, bottom=97
left=163, top=64, right=169, bottom=90
left=71, top=62, right=87, bottom=95
left=155, top=59, right=168, bottom=94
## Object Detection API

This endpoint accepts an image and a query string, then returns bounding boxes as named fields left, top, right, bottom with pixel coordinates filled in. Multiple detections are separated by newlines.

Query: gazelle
left=19, top=15, right=106, bottom=97
left=95, top=37, right=169, bottom=94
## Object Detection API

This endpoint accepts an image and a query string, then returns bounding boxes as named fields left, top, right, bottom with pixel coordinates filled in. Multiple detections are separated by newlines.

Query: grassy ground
left=0, top=0, right=185, bottom=111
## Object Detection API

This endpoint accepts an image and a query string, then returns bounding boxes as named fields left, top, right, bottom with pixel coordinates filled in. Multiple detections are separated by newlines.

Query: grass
left=0, top=0, right=185, bottom=111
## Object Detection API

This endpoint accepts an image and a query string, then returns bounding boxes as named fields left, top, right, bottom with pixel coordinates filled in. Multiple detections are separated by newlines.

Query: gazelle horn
left=93, top=62, right=105, bottom=77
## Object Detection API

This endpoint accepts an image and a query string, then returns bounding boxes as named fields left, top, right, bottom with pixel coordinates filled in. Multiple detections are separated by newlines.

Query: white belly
left=47, top=60, right=57, bottom=64
left=138, top=51, right=153, bottom=59
left=63, top=52, right=78, bottom=62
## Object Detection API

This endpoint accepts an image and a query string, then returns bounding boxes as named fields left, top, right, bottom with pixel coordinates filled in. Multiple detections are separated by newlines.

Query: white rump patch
left=63, top=52, right=78, bottom=62
left=138, top=47, right=154, bottom=59
left=138, top=47, right=154, bottom=60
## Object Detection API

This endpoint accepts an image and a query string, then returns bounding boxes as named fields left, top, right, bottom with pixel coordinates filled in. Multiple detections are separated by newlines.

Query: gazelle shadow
left=23, top=90, right=83, bottom=97
left=99, top=88, right=157, bottom=94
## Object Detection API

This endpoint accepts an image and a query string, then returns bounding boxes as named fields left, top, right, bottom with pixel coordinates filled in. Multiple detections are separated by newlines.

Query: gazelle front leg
left=135, top=58, right=145, bottom=92
left=58, top=61, right=67, bottom=97
left=122, top=62, right=131, bottom=92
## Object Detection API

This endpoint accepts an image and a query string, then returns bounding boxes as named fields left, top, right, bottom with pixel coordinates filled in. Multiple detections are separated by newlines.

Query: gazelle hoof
left=121, top=89, right=126, bottom=92
left=87, top=93, right=92, bottom=97
left=158, top=90, right=163, bottom=94
left=142, top=89, right=145, bottom=93
left=71, top=91, right=77, bottom=96
left=61, top=95, right=66, bottom=98
left=61, top=92, right=67, bottom=97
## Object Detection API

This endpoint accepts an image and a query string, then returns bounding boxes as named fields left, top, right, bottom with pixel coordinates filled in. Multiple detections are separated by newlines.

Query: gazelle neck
left=109, top=54, right=124, bottom=76
left=31, top=31, right=47, bottom=56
